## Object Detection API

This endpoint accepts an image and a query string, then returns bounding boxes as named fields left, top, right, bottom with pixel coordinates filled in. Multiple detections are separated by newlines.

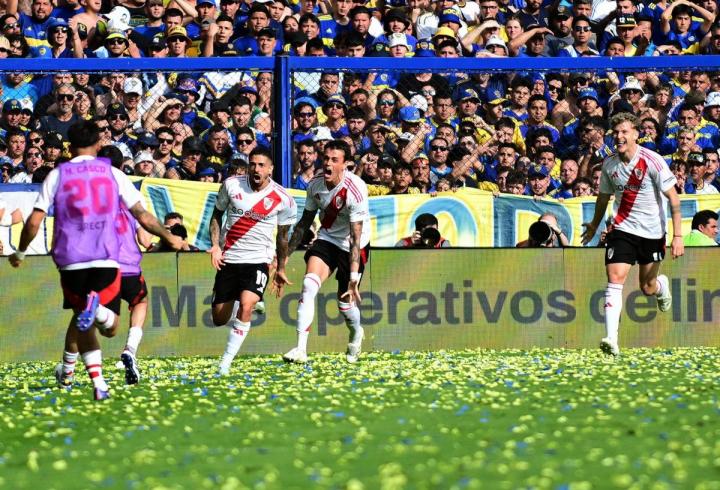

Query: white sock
left=94, top=305, right=116, bottom=331
left=604, top=283, right=624, bottom=344
left=82, top=350, right=108, bottom=391
left=220, top=318, right=251, bottom=366
left=339, top=301, right=363, bottom=344
left=124, top=326, right=143, bottom=356
left=62, top=350, right=78, bottom=376
left=296, top=273, right=321, bottom=351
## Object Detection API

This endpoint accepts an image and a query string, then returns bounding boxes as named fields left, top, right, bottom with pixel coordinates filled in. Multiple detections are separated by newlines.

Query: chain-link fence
left=288, top=56, right=720, bottom=201
left=0, top=60, right=276, bottom=184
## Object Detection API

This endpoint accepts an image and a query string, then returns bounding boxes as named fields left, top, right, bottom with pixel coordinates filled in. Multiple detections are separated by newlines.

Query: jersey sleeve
left=303, top=181, right=319, bottom=212
left=33, top=168, right=60, bottom=213
left=653, top=155, right=677, bottom=193
left=215, top=180, right=231, bottom=211
left=349, top=181, right=370, bottom=223
left=599, top=160, right=614, bottom=195
left=278, top=194, right=298, bottom=226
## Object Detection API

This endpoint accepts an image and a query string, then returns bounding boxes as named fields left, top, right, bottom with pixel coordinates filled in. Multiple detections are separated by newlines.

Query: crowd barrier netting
left=1, top=248, right=720, bottom=361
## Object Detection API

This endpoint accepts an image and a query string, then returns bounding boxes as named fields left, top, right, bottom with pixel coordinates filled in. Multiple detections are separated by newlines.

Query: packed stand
left=0, top=0, right=718, bottom=198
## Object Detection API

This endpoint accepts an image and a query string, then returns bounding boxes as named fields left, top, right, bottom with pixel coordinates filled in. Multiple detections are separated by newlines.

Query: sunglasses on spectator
left=167, top=36, right=186, bottom=43
left=326, top=102, right=344, bottom=109
left=623, top=89, right=642, bottom=94
left=237, top=139, right=254, bottom=145
left=159, top=137, right=174, bottom=144
left=421, top=89, right=436, bottom=96
left=548, top=84, right=563, bottom=92
left=430, top=145, right=448, bottom=151
left=26, top=151, right=42, bottom=158
left=3, top=23, right=18, bottom=30
left=30, top=137, right=43, bottom=143
left=107, top=39, right=127, bottom=45
left=53, top=27, right=69, bottom=33
left=378, top=100, right=396, bottom=106
left=297, top=112, right=314, bottom=117
left=97, top=124, right=110, bottom=131
left=574, top=26, right=591, bottom=32
left=109, top=114, right=128, bottom=120
left=57, top=93, right=75, bottom=101
left=0, top=48, right=8, bottom=54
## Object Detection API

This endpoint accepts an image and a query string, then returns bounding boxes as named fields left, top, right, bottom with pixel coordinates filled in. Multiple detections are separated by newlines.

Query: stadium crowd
left=0, top=0, right=719, bottom=201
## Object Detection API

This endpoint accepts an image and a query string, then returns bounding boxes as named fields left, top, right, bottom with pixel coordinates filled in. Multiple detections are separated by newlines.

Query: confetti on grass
left=1, top=348, right=720, bottom=489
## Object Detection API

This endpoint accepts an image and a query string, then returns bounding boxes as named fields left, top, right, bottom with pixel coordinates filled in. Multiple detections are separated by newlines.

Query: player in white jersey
left=209, top=147, right=297, bottom=375
left=279, top=140, right=371, bottom=364
left=582, top=113, right=684, bottom=357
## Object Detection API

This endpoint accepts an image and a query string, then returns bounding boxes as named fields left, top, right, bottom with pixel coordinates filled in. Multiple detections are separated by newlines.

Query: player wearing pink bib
left=209, top=147, right=297, bottom=376
left=8, top=121, right=181, bottom=400
left=280, top=140, right=371, bottom=364
left=582, top=113, right=684, bottom=357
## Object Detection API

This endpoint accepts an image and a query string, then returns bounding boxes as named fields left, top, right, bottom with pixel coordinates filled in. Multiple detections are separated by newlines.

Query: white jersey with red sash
left=304, top=171, right=370, bottom=252
left=216, top=175, right=297, bottom=264
left=600, top=146, right=676, bottom=240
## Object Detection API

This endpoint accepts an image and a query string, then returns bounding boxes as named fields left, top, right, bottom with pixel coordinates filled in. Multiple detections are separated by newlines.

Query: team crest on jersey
left=263, top=197, right=274, bottom=210
left=633, top=167, right=645, bottom=180
left=334, top=195, right=344, bottom=209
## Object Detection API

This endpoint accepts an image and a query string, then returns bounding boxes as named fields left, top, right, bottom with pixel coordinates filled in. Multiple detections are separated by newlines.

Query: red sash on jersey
left=613, top=158, right=648, bottom=227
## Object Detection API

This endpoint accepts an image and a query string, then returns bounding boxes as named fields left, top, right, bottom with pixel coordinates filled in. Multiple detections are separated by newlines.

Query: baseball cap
left=399, top=106, right=422, bottom=123
left=257, top=27, right=276, bottom=38
left=485, top=88, right=507, bottom=105
left=294, top=96, right=319, bottom=110
left=197, top=0, right=219, bottom=7
left=166, top=26, right=191, bottom=42
left=123, top=78, right=143, bottom=95
left=3, top=99, right=22, bottom=112
left=617, top=14, right=636, bottom=27
left=457, top=87, right=481, bottom=102
left=369, top=41, right=389, bottom=57
left=439, top=8, right=461, bottom=25
left=136, top=131, right=159, bottom=148
left=388, top=32, right=410, bottom=49
left=688, top=152, right=705, bottom=165
left=19, top=99, right=33, bottom=114
left=134, top=151, right=155, bottom=164
left=198, top=166, right=218, bottom=177
left=432, top=26, right=457, bottom=40
left=385, top=8, right=410, bottom=26
left=415, top=38, right=435, bottom=57
left=620, top=77, right=644, bottom=95
left=105, top=30, right=128, bottom=42
left=412, top=152, right=429, bottom=162
left=312, top=126, right=333, bottom=142
left=106, top=102, right=128, bottom=116
left=528, top=164, right=549, bottom=179
left=44, top=132, right=64, bottom=149
left=485, top=35, right=507, bottom=52
left=705, top=92, right=720, bottom=108
left=398, top=132, right=414, bottom=142
left=177, top=78, right=199, bottom=95
left=324, top=95, right=347, bottom=109
left=577, top=87, right=599, bottom=102
left=553, top=5, right=572, bottom=18
left=148, top=35, right=166, bottom=50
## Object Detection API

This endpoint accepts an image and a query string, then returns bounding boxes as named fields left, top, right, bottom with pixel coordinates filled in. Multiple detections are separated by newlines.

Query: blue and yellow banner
left=2, top=179, right=720, bottom=253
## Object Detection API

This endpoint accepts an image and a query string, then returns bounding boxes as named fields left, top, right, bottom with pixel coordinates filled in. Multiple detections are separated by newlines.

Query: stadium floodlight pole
left=273, top=53, right=292, bottom=188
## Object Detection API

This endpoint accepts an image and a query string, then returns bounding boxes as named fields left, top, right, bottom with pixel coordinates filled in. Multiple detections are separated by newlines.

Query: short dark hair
left=692, top=209, right=719, bottom=230
left=98, top=144, right=124, bottom=168
left=164, top=212, right=183, bottom=223
left=415, top=213, right=438, bottom=230
left=67, top=120, right=100, bottom=149
left=324, top=139, right=351, bottom=161
left=249, top=146, right=273, bottom=163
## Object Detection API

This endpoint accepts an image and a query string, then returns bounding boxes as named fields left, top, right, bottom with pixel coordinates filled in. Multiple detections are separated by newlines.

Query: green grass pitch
left=1, top=349, right=719, bottom=489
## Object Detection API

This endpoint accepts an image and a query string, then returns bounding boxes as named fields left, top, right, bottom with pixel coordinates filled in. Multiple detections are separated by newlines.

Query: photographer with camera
left=516, top=212, right=569, bottom=248
left=395, top=213, right=451, bottom=248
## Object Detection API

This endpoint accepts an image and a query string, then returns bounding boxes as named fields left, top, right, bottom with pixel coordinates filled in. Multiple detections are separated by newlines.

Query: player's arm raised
left=272, top=224, right=292, bottom=297
left=582, top=192, right=612, bottom=245
left=8, top=209, right=46, bottom=267
left=208, top=207, right=225, bottom=270
left=287, top=209, right=317, bottom=256
left=129, top=203, right=183, bottom=251
left=342, top=220, right=363, bottom=304
left=663, top=186, right=685, bottom=259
